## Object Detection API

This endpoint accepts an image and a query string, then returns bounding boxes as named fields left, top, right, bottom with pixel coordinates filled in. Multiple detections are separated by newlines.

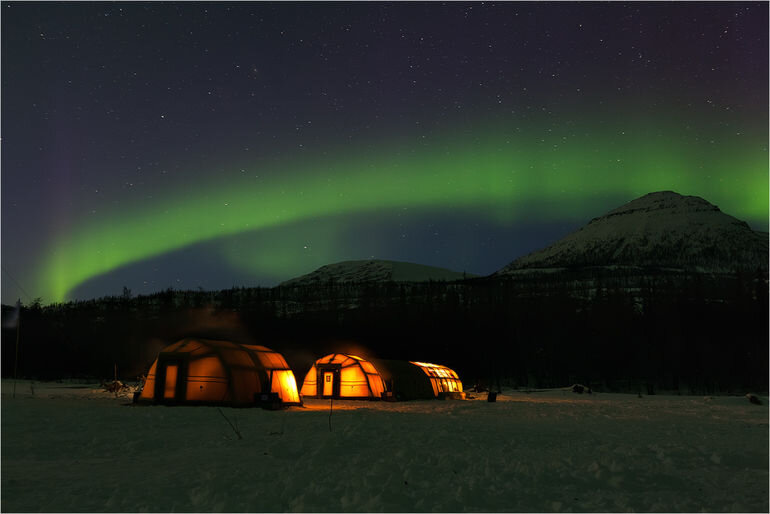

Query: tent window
left=410, top=361, right=464, bottom=395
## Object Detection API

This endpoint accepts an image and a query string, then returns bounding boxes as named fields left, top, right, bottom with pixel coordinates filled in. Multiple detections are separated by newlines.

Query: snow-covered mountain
left=496, top=191, right=768, bottom=274
left=280, top=260, right=474, bottom=287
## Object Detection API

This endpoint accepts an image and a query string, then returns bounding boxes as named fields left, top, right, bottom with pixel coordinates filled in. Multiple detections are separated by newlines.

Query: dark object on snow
left=571, top=384, right=592, bottom=394
left=101, top=379, right=127, bottom=394
left=470, top=381, right=489, bottom=393
left=255, top=392, right=282, bottom=410
left=487, top=392, right=497, bottom=402
left=438, top=391, right=466, bottom=400
left=746, top=393, right=762, bottom=405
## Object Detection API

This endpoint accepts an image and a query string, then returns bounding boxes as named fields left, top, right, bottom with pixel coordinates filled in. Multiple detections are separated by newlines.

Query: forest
left=2, top=268, right=767, bottom=394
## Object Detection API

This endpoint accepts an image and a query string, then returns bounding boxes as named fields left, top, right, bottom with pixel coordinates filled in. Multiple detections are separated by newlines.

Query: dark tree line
left=2, top=268, right=767, bottom=394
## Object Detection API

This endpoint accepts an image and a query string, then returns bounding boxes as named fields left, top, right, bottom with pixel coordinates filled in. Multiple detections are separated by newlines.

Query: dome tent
left=300, top=353, right=464, bottom=400
left=372, top=359, right=465, bottom=400
left=300, top=353, right=386, bottom=399
left=136, top=338, right=300, bottom=406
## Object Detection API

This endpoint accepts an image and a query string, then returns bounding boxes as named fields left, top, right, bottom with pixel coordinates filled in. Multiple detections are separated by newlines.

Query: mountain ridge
left=280, top=259, right=475, bottom=287
left=280, top=191, right=766, bottom=287
left=495, top=191, right=768, bottom=275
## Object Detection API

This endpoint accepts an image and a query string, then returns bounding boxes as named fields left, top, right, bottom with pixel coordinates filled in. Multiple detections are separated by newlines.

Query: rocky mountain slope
left=280, top=260, right=474, bottom=287
left=496, top=191, right=768, bottom=274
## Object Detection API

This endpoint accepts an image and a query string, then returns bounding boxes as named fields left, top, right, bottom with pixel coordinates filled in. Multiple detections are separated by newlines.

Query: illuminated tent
left=136, top=338, right=300, bottom=406
left=300, top=353, right=464, bottom=400
left=372, top=359, right=465, bottom=400
left=300, top=353, right=386, bottom=399
left=406, top=361, right=464, bottom=398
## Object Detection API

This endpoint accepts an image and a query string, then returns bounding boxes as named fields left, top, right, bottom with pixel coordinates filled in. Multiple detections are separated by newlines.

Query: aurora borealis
left=2, top=2, right=767, bottom=303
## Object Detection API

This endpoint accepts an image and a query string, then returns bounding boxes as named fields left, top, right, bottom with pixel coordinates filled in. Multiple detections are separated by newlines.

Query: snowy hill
left=280, top=259, right=474, bottom=287
left=496, top=191, right=768, bottom=274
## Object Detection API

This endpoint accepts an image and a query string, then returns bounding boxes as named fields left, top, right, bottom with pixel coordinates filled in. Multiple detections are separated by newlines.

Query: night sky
left=2, top=2, right=767, bottom=304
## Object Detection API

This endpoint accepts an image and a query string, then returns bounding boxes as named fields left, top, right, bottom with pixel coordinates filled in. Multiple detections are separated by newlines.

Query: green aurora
left=39, top=123, right=768, bottom=303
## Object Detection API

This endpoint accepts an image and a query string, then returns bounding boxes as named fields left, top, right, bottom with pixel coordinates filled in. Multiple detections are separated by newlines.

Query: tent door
left=155, top=355, right=188, bottom=403
left=322, top=372, right=334, bottom=396
left=317, top=365, right=341, bottom=398
left=163, top=365, right=179, bottom=398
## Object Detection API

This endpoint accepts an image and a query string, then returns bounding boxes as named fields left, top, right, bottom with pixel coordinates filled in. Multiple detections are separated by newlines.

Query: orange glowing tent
left=300, top=353, right=386, bottom=399
left=136, top=338, right=300, bottom=406
left=300, top=353, right=464, bottom=400
left=372, top=359, right=465, bottom=400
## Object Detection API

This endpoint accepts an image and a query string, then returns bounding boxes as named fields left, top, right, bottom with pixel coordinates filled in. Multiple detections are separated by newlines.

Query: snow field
left=2, top=381, right=767, bottom=512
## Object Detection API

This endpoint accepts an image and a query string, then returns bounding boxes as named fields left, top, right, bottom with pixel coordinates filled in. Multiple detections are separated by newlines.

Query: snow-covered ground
left=2, top=380, right=767, bottom=512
